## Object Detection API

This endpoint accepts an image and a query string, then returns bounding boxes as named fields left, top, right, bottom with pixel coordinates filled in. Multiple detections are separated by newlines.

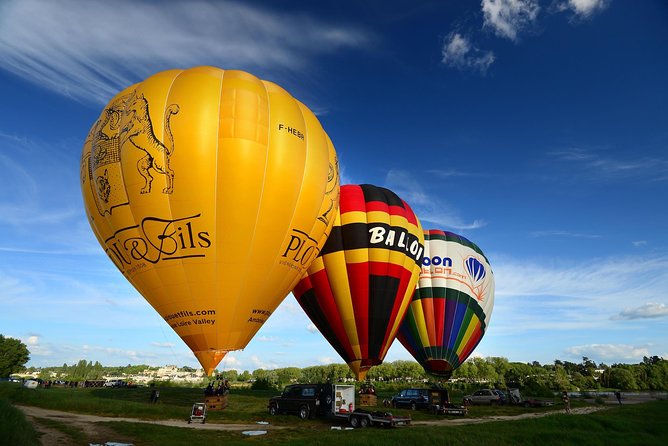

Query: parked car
left=23, top=379, right=40, bottom=389
left=268, top=383, right=334, bottom=419
left=462, top=388, right=505, bottom=405
left=390, top=388, right=431, bottom=410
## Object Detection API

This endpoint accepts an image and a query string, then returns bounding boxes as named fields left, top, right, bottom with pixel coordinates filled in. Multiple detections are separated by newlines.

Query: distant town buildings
left=13, top=365, right=206, bottom=385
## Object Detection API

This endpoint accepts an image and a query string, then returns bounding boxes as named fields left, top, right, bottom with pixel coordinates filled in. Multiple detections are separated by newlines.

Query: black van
left=390, top=388, right=431, bottom=410
left=268, top=384, right=333, bottom=419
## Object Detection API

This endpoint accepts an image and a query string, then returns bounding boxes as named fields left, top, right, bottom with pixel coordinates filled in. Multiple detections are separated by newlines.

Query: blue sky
left=1, top=0, right=666, bottom=373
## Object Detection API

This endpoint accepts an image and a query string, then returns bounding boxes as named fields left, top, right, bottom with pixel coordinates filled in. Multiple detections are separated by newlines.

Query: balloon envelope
left=80, top=66, right=339, bottom=374
left=294, top=184, right=424, bottom=380
left=397, top=230, right=495, bottom=378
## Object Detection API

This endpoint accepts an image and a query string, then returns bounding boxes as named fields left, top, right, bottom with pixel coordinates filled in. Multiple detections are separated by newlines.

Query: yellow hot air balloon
left=80, top=66, right=339, bottom=375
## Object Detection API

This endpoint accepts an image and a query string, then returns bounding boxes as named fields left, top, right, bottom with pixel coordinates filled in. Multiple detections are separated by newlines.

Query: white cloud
left=490, top=254, right=668, bottom=337
left=306, top=324, right=319, bottom=334
left=441, top=32, right=495, bottom=74
left=0, top=0, right=372, bottom=104
left=385, top=169, right=486, bottom=230
left=632, top=241, right=647, bottom=247
left=150, top=342, right=176, bottom=348
left=612, top=303, right=668, bottom=320
left=496, top=255, right=668, bottom=301
left=529, top=230, right=601, bottom=239
left=557, top=0, right=610, bottom=19
left=566, top=343, right=650, bottom=361
left=220, top=354, right=242, bottom=370
left=482, top=0, right=540, bottom=41
left=551, top=149, right=668, bottom=182
left=318, top=356, right=335, bottom=365
left=256, top=336, right=279, bottom=342
left=248, top=355, right=279, bottom=370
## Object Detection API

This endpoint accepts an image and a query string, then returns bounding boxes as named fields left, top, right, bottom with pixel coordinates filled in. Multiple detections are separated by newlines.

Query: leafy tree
left=553, top=365, right=572, bottom=390
left=238, top=370, right=251, bottom=382
left=578, top=357, right=597, bottom=376
left=609, top=367, right=639, bottom=390
left=220, top=369, right=238, bottom=382
left=646, top=359, right=668, bottom=390
left=0, top=335, right=30, bottom=377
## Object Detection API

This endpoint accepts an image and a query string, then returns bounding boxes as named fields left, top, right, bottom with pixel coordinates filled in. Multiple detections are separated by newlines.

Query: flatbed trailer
left=330, top=385, right=411, bottom=428
left=429, top=388, right=468, bottom=416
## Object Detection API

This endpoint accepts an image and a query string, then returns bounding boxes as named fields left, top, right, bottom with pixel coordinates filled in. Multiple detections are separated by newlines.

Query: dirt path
left=17, top=405, right=285, bottom=446
left=17, top=404, right=619, bottom=445
left=413, top=405, right=607, bottom=426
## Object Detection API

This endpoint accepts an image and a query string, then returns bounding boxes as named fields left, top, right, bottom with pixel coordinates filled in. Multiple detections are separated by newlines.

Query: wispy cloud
left=150, top=342, right=176, bottom=348
left=611, top=303, right=668, bottom=320
left=256, top=336, right=279, bottom=342
left=565, top=343, right=650, bottom=361
left=551, top=149, right=668, bottom=182
left=0, top=0, right=372, bottom=104
left=529, top=230, right=601, bottom=239
left=441, top=32, right=495, bottom=74
left=384, top=169, right=486, bottom=230
left=496, top=254, right=668, bottom=301
left=554, top=0, right=611, bottom=20
left=482, top=0, right=540, bottom=41
left=492, top=254, right=668, bottom=337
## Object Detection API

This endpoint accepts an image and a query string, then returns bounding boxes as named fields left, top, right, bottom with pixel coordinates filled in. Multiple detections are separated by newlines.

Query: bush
left=250, top=377, right=278, bottom=391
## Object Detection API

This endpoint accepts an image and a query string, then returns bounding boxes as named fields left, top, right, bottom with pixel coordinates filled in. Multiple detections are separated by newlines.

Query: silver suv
left=462, top=388, right=504, bottom=405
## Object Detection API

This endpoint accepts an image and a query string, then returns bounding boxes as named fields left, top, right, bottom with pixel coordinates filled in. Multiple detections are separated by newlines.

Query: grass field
left=1, top=383, right=666, bottom=445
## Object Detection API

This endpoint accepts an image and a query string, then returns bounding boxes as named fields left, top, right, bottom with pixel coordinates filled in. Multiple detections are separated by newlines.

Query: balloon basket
left=204, top=394, right=228, bottom=411
left=358, top=394, right=378, bottom=407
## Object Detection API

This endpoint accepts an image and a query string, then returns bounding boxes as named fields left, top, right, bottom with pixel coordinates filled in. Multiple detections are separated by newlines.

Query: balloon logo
left=81, top=66, right=339, bottom=374
left=397, top=230, right=494, bottom=378
left=293, top=184, right=424, bottom=380
left=465, top=256, right=486, bottom=283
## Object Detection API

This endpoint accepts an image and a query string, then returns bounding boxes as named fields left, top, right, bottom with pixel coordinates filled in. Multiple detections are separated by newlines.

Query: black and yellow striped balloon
left=294, top=184, right=424, bottom=380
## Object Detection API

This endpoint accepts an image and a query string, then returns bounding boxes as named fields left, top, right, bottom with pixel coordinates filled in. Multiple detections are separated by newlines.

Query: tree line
left=3, top=335, right=666, bottom=392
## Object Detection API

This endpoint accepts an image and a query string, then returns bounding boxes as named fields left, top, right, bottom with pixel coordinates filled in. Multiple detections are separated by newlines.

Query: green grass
left=0, top=397, right=41, bottom=446
left=2, top=383, right=667, bottom=445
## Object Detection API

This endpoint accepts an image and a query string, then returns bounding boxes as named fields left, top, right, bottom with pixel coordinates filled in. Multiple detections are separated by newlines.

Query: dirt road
left=17, top=405, right=285, bottom=446
left=18, top=404, right=616, bottom=445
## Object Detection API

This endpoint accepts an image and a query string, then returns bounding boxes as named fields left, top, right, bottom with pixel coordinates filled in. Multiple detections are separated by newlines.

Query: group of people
left=204, top=377, right=230, bottom=396
left=358, top=382, right=376, bottom=395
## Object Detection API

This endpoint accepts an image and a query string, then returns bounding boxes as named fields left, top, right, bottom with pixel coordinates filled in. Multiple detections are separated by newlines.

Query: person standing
left=561, top=391, right=571, bottom=414
left=614, top=391, right=622, bottom=405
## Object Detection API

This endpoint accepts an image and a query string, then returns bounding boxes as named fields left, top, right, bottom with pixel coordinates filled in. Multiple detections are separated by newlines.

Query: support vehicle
left=462, top=388, right=505, bottom=405
left=268, top=384, right=410, bottom=428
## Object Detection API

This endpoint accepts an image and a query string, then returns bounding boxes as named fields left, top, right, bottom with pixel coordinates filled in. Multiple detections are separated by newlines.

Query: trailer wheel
left=269, top=404, right=278, bottom=415
left=410, top=402, right=417, bottom=411
left=298, top=405, right=310, bottom=420
left=524, top=402, right=531, bottom=408
left=359, top=417, right=369, bottom=428
left=350, top=416, right=360, bottom=428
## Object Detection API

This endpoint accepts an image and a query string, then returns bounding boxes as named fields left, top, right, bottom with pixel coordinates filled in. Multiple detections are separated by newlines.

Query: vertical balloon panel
left=398, top=230, right=494, bottom=378
left=81, top=66, right=339, bottom=374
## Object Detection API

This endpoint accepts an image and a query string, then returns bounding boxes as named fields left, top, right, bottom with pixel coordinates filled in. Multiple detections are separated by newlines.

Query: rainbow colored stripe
left=397, top=229, right=494, bottom=378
